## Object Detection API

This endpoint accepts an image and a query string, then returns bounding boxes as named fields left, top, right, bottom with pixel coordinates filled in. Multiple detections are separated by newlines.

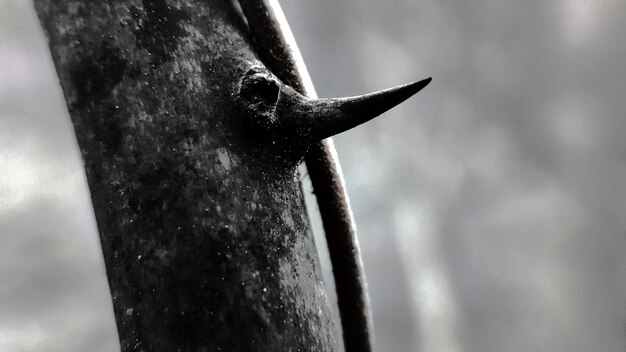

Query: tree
left=35, top=0, right=429, bottom=350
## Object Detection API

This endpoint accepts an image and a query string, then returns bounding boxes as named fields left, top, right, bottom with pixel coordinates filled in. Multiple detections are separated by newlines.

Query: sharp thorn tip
left=304, top=75, right=432, bottom=139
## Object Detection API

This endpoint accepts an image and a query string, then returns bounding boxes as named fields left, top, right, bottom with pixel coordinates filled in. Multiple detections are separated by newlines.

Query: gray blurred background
left=2, top=0, right=626, bottom=351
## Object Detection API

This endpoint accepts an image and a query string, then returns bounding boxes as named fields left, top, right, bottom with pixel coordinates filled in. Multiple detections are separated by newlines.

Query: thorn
left=304, top=77, right=432, bottom=139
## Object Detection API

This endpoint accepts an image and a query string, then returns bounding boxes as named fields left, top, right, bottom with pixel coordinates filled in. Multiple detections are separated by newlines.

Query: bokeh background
left=2, top=0, right=626, bottom=351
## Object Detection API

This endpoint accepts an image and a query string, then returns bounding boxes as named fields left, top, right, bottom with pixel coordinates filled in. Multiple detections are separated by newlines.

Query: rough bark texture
left=35, top=0, right=338, bottom=351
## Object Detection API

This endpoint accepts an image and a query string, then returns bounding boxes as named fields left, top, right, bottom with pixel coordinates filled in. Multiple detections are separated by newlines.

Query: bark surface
left=35, top=0, right=338, bottom=351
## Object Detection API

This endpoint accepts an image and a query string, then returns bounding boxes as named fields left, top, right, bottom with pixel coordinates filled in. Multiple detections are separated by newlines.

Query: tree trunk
left=34, top=0, right=339, bottom=350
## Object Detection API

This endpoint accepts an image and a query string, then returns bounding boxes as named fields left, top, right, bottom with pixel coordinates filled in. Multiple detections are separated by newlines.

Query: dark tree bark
left=35, top=0, right=339, bottom=351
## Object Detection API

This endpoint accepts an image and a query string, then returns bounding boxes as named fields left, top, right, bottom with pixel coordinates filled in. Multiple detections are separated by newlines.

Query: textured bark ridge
left=35, top=0, right=338, bottom=350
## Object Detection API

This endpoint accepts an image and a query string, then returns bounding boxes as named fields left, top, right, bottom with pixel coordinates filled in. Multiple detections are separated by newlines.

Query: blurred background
left=2, top=0, right=626, bottom=351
